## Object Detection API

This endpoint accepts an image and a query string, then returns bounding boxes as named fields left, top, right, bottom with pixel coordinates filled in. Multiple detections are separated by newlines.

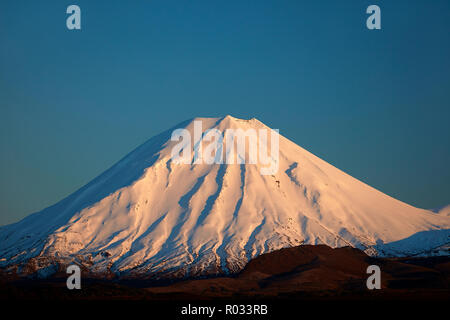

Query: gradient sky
left=1, top=0, right=449, bottom=226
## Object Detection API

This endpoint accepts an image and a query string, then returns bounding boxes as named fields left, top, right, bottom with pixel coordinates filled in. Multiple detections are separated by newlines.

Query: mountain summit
left=1, top=116, right=449, bottom=278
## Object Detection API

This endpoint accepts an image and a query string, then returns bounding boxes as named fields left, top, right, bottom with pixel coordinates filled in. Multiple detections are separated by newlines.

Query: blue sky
left=1, top=0, right=449, bottom=225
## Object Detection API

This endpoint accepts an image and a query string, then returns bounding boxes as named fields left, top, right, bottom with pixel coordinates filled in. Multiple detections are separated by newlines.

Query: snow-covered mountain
left=0, top=116, right=449, bottom=278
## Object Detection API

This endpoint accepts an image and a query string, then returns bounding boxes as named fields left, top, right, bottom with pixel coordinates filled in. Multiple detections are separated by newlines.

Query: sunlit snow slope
left=0, top=116, right=449, bottom=278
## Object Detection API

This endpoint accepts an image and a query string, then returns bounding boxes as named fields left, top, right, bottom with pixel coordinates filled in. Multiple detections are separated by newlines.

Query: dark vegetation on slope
left=1, top=245, right=449, bottom=301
